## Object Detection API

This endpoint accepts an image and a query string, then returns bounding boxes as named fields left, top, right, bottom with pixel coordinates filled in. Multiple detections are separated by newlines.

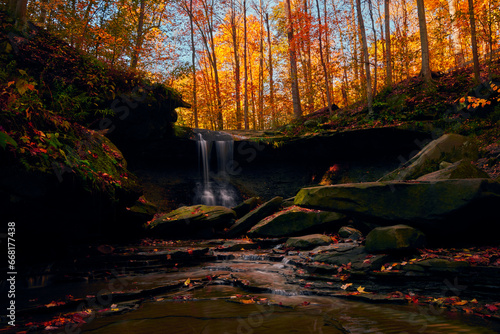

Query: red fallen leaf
left=187, top=249, right=193, bottom=255
left=405, top=295, right=419, bottom=304
left=304, top=283, right=313, bottom=288
left=301, top=301, right=310, bottom=306
left=206, top=275, right=213, bottom=281
left=46, top=300, right=65, bottom=307
left=485, top=304, right=499, bottom=312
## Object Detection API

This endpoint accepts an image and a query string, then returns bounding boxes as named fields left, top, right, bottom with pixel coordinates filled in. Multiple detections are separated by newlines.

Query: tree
left=243, top=0, right=249, bottom=129
left=416, top=0, right=432, bottom=84
left=468, top=0, right=480, bottom=83
left=130, top=0, right=146, bottom=69
left=447, top=0, right=464, bottom=66
left=265, top=12, right=276, bottom=127
left=356, top=0, right=374, bottom=116
left=315, top=0, right=333, bottom=114
left=368, top=0, right=378, bottom=93
left=384, top=0, right=393, bottom=86
left=8, top=0, right=28, bottom=29
left=189, top=0, right=199, bottom=128
left=229, top=0, right=242, bottom=129
left=191, top=0, right=224, bottom=129
left=285, top=0, right=302, bottom=118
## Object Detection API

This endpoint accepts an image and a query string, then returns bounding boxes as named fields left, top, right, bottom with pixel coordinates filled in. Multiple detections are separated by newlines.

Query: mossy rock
left=247, top=206, right=346, bottom=237
left=365, top=224, right=426, bottom=253
left=380, top=134, right=478, bottom=181
left=148, top=205, right=236, bottom=239
left=416, top=159, right=489, bottom=181
left=226, top=196, right=283, bottom=237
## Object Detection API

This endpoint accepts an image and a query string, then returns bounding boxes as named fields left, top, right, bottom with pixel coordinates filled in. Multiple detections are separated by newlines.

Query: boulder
left=147, top=205, right=236, bottom=239
left=285, top=234, right=332, bottom=249
left=380, top=134, right=478, bottom=181
left=416, top=160, right=489, bottom=181
left=294, top=179, right=500, bottom=243
left=247, top=206, right=346, bottom=237
left=365, top=225, right=426, bottom=253
left=232, top=197, right=261, bottom=219
left=338, top=226, right=363, bottom=240
left=226, top=196, right=283, bottom=237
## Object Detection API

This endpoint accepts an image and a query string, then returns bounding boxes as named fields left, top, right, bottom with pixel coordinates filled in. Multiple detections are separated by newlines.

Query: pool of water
left=81, top=285, right=499, bottom=334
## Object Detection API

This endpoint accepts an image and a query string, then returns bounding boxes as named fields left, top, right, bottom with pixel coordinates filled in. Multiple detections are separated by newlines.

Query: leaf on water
left=357, top=286, right=366, bottom=293
left=340, top=283, right=352, bottom=290
left=184, top=278, right=191, bottom=286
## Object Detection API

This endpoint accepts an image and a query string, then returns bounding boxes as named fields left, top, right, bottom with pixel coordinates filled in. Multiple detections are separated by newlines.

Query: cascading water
left=194, top=131, right=238, bottom=207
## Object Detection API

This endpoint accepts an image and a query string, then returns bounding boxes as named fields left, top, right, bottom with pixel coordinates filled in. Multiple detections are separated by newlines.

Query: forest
left=3, top=0, right=500, bottom=131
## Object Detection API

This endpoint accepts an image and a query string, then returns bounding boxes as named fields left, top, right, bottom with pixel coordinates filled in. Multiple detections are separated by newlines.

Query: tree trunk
left=230, top=0, right=242, bottom=129
left=39, top=0, right=48, bottom=25
left=243, top=0, right=249, bottom=129
left=447, top=0, right=464, bottom=66
left=285, top=0, right=302, bottom=118
left=265, top=13, right=276, bottom=127
left=416, top=0, right=432, bottom=84
left=76, top=0, right=95, bottom=51
left=303, top=0, right=314, bottom=113
left=130, top=0, right=146, bottom=70
left=384, top=0, right=393, bottom=86
left=368, top=0, right=378, bottom=94
left=189, top=0, right=198, bottom=128
left=468, top=0, right=480, bottom=83
left=356, top=0, right=374, bottom=116
left=315, top=0, right=333, bottom=115
left=332, top=0, right=349, bottom=105
left=258, top=0, right=265, bottom=129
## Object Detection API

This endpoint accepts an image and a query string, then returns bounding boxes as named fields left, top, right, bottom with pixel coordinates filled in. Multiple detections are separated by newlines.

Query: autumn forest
left=5, top=0, right=500, bottom=130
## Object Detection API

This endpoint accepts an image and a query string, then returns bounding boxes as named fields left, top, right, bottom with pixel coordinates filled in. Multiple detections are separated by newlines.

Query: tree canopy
left=2, top=0, right=500, bottom=130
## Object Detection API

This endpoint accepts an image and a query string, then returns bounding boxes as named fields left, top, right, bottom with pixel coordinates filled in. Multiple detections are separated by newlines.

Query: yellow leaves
left=184, top=278, right=191, bottom=286
left=357, top=286, right=367, bottom=293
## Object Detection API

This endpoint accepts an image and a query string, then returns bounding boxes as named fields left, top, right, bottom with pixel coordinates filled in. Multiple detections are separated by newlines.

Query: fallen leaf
left=357, top=286, right=366, bottom=293
left=485, top=304, right=499, bottom=312
left=341, top=283, right=352, bottom=290
left=184, top=278, right=191, bottom=286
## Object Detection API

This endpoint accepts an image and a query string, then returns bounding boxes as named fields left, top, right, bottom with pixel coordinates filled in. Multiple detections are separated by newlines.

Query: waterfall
left=194, top=131, right=238, bottom=207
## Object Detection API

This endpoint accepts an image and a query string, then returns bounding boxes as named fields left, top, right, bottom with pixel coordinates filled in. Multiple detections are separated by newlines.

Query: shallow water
left=81, top=285, right=499, bottom=334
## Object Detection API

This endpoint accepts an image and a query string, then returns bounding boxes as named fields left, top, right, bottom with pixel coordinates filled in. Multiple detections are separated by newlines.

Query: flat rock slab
left=313, top=246, right=391, bottom=271
left=147, top=205, right=236, bottom=238
left=226, top=196, right=283, bottom=237
left=310, top=243, right=359, bottom=254
left=295, top=179, right=500, bottom=242
left=285, top=234, right=332, bottom=249
left=247, top=206, right=346, bottom=237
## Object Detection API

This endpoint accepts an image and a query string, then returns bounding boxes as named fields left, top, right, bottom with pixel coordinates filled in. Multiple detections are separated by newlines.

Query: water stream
left=12, top=243, right=500, bottom=334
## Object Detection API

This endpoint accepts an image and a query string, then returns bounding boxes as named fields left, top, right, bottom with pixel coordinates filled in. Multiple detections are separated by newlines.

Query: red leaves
left=485, top=304, right=499, bottom=312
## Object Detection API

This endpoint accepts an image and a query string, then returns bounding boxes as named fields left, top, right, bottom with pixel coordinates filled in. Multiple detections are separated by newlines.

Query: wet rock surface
left=10, top=235, right=500, bottom=333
